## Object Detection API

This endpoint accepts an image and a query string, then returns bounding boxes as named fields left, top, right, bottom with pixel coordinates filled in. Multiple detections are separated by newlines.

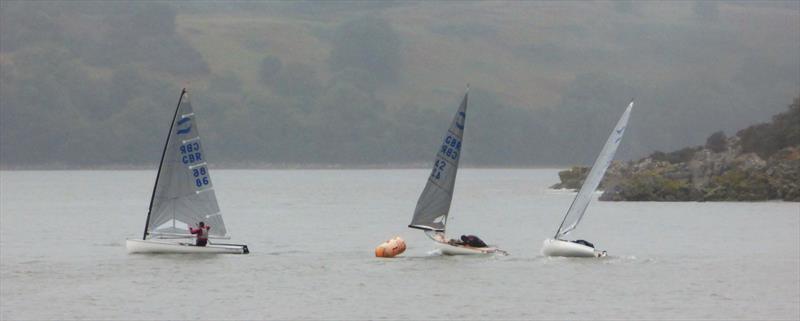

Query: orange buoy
left=375, top=236, right=406, bottom=258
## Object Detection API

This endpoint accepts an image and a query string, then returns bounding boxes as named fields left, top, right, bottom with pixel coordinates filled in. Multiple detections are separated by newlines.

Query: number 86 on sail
left=192, top=166, right=210, bottom=187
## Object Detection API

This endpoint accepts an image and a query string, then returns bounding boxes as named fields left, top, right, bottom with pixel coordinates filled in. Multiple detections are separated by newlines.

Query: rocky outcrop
left=595, top=145, right=799, bottom=202
left=553, top=97, right=800, bottom=202
left=550, top=166, right=590, bottom=190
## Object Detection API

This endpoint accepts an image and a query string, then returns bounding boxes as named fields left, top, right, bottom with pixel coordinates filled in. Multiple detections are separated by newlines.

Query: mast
left=142, top=88, right=186, bottom=240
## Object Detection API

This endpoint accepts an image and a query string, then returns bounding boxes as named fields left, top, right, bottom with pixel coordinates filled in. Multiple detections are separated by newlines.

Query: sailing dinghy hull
left=541, top=239, right=605, bottom=258
left=436, top=242, right=503, bottom=256
left=126, top=239, right=248, bottom=254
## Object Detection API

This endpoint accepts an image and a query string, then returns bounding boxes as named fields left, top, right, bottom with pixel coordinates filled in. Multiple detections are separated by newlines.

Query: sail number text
left=180, top=142, right=203, bottom=165
left=431, top=134, right=461, bottom=181
left=192, top=166, right=211, bottom=187
left=439, top=134, right=461, bottom=161
left=431, top=159, right=446, bottom=180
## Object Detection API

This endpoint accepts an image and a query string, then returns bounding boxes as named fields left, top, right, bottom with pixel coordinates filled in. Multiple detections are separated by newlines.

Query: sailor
left=572, top=239, right=594, bottom=248
left=450, top=234, right=488, bottom=248
left=189, top=221, right=210, bottom=246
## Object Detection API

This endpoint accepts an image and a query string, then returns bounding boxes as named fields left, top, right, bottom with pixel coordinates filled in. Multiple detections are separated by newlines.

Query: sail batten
left=145, top=90, right=228, bottom=239
left=409, top=92, right=468, bottom=233
left=555, top=101, right=633, bottom=239
left=436, top=154, right=458, bottom=167
left=188, top=162, right=208, bottom=169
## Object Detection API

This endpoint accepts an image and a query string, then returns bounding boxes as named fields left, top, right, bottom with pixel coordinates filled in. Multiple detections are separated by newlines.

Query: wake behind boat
left=408, top=88, right=506, bottom=256
left=541, top=101, right=633, bottom=258
left=126, top=89, right=248, bottom=254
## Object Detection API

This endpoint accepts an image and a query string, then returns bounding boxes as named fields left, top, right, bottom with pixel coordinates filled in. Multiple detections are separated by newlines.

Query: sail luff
left=409, top=91, right=468, bottom=233
left=147, top=90, right=227, bottom=238
left=143, top=88, right=186, bottom=240
left=555, top=101, right=633, bottom=239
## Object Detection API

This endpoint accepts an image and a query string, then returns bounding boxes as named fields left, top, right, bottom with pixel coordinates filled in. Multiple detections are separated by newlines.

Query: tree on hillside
left=83, top=2, right=209, bottom=75
left=328, top=16, right=401, bottom=87
left=270, top=63, right=323, bottom=102
left=705, top=131, right=727, bottom=153
left=737, top=96, right=800, bottom=159
left=773, top=97, right=800, bottom=147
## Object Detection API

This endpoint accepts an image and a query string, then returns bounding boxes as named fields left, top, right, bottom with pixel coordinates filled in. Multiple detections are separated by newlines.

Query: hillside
left=1, top=2, right=798, bottom=167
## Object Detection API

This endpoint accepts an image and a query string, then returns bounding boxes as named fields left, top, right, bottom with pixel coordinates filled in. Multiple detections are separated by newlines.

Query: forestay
left=409, top=92, right=468, bottom=232
left=145, top=90, right=227, bottom=239
left=555, top=101, right=633, bottom=239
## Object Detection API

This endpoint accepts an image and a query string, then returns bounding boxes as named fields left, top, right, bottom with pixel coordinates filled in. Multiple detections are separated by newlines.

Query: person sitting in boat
left=449, top=234, right=488, bottom=248
left=571, top=239, right=594, bottom=248
left=189, top=221, right=210, bottom=246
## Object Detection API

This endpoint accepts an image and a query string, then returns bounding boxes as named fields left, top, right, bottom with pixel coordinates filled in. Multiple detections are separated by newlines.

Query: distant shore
left=0, top=163, right=568, bottom=171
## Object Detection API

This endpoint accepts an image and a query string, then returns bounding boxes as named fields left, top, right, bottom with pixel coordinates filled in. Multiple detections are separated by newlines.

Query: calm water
left=1, top=169, right=798, bottom=320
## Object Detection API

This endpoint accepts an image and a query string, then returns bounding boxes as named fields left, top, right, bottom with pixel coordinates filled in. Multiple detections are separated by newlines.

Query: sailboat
left=408, top=89, right=505, bottom=255
left=126, top=89, right=249, bottom=254
left=542, top=101, right=633, bottom=258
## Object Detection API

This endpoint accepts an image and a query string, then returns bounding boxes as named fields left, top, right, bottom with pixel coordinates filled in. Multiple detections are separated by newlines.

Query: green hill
left=1, top=1, right=798, bottom=167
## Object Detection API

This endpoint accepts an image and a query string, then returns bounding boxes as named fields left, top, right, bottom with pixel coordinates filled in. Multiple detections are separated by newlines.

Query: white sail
left=144, top=90, right=227, bottom=239
left=555, top=101, right=633, bottom=239
left=409, top=91, right=468, bottom=232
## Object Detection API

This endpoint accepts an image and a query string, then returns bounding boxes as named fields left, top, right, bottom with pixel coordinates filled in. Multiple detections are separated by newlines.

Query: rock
left=550, top=166, right=589, bottom=190
left=733, top=153, right=766, bottom=170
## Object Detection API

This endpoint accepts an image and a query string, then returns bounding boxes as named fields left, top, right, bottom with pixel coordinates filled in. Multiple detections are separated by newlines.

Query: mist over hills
left=1, top=1, right=798, bottom=168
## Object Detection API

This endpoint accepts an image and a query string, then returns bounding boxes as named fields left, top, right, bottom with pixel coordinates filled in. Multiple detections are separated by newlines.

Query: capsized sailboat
left=408, top=89, right=505, bottom=255
left=542, top=101, right=633, bottom=258
left=126, top=89, right=248, bottom=254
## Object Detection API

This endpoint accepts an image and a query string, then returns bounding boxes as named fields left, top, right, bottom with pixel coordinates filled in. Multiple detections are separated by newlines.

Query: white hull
left=541, top=239, right=606, bottom=258
left=126, top=239, right=248, bottom=254
left=436, top=241, right=504, bottom=256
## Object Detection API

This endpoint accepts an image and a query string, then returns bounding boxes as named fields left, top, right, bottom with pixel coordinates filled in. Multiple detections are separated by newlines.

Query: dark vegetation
left=737, top=100, right=800, bottom=159
left=705, top=131, right=728, bottom=153
left=650, top=147, right=703, bottom=164
left=550, top=166, right=589, bottom=190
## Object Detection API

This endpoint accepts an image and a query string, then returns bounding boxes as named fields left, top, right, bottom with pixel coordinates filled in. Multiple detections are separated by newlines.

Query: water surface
left=1, top=169, right=798, bottom=320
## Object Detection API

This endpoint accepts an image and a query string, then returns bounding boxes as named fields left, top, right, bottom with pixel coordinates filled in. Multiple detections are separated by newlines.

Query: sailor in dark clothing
left=572, top=239, right=594, bottom=248
left=449, top=234, right=488, bottom=248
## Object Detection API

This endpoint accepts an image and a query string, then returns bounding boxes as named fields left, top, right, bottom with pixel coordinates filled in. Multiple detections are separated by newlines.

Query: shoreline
left=0, top=164, right=570, bottom=171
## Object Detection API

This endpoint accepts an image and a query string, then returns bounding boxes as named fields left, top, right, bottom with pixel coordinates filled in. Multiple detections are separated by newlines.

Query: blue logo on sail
left=176, top=117, right=193, bottom=135
left=455, top=112, right=466, bottom=130
left=614, top=127, right=625, bottom=143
